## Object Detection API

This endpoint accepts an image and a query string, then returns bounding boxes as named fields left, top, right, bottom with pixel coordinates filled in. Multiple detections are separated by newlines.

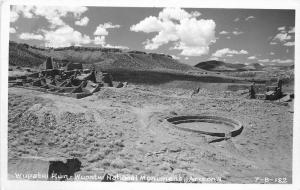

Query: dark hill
left=195, top=60, right=264, bottom=72
left=9, top=41, right=47, bottom=67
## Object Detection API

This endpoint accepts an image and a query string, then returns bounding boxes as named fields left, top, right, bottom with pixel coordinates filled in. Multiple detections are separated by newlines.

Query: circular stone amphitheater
left=165, top=115, right=243, bottom=138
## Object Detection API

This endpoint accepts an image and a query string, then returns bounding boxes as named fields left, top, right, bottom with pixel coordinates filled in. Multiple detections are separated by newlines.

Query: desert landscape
left=7, top=41, right=294, bottom=183
left=6, top=6, right=295, bottom=184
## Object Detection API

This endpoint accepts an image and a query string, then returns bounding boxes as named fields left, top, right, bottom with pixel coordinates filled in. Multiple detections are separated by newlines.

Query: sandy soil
left=7, top=84, right=293, bottom=183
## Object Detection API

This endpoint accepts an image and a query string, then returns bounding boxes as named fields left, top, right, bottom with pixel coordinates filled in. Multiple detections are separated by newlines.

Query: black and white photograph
left=1, top=0, right=300, bottom=189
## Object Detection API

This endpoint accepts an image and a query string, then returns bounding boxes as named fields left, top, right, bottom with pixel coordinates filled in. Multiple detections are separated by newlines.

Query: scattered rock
left=169, top=146, right=182, bottom=153
left=111, top=158, right=126, bottom=169
left=169, top=111, right=177, bottom=115
left=278, top=94, right=292, bottom=102
left=159, top=162, right=172, bottom=171
left=87, top=152, right=104, bottom=163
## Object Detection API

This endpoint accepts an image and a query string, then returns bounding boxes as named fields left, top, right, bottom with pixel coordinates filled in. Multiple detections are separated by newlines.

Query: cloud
left=219, top=29, right=243, bottom=38
left=94, top=35, right=128, bottom=49
left=248, top=56, right=256, bottom=60
left=93, top=35, right=128, bottom=49
left=240, top=50, right=248, bottom=54
left=92, top=22, right=127, bottom=49
left=288, top=27, right=295, bottom=33
left=233, top=18, right=240, bottom=22
left=271, top=59, right=293, bottom=64
left=284, top=42, right=295, bottom=46
left=94, top=22, right=120, bottom=36
left=171, top=55, right=180, bottom=60
left=173, top=42, right=211, bottom=56
left=10, top=5, right=88, bottom=28
left=278, top=26, right=295, bottom=34
left=11, top=5, right=127, bottom=49
left=212, top=48, right=248, bottom=57
left=271, top=26, right=294, bottom=46
left=158, top=7, right=192, bottom=21
left=277, top=26, right=285, bottom=31
left=35, top=6, right=88, bottom=28
left=105, top=44, right=128, bottom=49
left=219, top=30, right=229, bottom=35
left=19, top=33, right=44, bottom=40
left=258, top=59, right=270, bottom=63
left=130, top=7, right=216, bottom=56
left=209, top=56, right=219, bottom=60
left=232, top=30, right=243, bottom=35
left=12, top=6, right=94, bottom=47
left=103, top=44, right=128, bottom=49
left=94, top=36, right=106, bottom=45
left=258, top=58, right=293, bottom=65
left=10, top=27, right=16, bottom=33
left=130, top=16, right=164, bottom=33
left=75, top=16, right=89, bottom=26
left=191, top=11, right=201, bottom=17
left=10, top=5, right=34, bottom=23
left=41, top=25, right=91, bottom=47
left=273, top=33, right=292, bottom=42
left=10, top=9, right=20, bottom=22
left=184, top=57, right=189, bottom=60
left=93, top=29, right=128, bottom=49
left=245, top=16, right=255, bottom=21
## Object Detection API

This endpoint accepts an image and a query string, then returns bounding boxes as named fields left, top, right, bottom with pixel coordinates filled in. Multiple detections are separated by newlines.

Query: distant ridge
left=194, top=60, right=265, bottom=72
left=9, top=41, right=205, bottom=74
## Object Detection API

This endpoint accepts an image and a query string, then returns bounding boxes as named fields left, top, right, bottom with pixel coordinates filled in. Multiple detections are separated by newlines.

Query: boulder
left=85, top=81, right=102, bottom=93
left=279, top=94, right=292, bottom=102
left=116, top=82, right=124, bottom=88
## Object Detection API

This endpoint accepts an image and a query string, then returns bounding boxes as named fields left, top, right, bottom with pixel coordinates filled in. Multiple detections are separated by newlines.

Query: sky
left=9, top=5, right=295, bottom=66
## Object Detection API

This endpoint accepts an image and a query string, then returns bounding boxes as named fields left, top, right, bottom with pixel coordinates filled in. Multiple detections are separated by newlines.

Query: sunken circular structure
left=166, top=115, right=243, bottom=137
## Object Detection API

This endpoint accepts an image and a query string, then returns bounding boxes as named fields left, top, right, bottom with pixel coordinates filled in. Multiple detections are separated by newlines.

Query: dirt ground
left=7, top=84, right=293, bottom=183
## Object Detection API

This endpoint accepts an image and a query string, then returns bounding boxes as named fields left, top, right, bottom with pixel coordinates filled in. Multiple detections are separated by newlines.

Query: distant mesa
left=195, top=60, right=264, bottom=72
left=128, top=50, right=147, bottom=54
left=9, top=41, right=200, bottom=73
left=127, top=50, right=173, bottom=58
left=194, top=60, right=227, bottom=71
